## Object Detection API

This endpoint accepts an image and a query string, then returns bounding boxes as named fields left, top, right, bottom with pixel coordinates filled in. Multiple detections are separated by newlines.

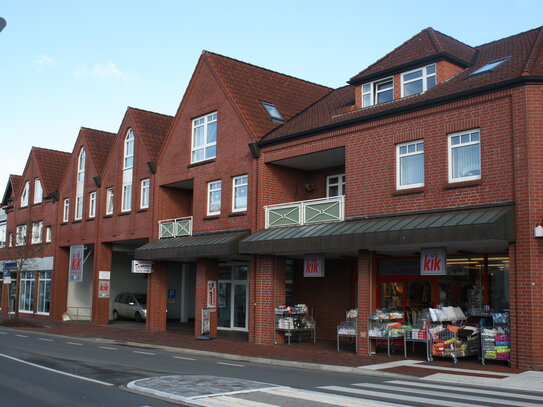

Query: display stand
left=429, top=325, right=480, bottom=364
left=274, top=305, right=316, bottom=345
left=367, top=313, right=404, bottom=357
left=481, top=313, right=510, bottom=366
left=337, top=309, right=357, bottom=352
left=404, top=325, right=432, bottom=361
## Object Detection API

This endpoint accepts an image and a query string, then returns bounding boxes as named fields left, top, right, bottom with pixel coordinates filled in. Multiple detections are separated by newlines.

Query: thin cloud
left=73, top=61, right=137, bottom=82
left=33, top=55, right=59, bottom=71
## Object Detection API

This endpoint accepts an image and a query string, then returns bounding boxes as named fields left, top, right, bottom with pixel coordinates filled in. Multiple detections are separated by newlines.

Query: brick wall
left=194, top=258, right=219, bottom=337
left=91, top=242, right=111, bottom=324
left=146, top=261, right=168, bottom=332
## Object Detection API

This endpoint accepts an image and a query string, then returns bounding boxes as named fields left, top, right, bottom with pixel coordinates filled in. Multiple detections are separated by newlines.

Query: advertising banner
left=69, top=245, right=84, bottom=282
left=98, top=280, right=110, bottom=298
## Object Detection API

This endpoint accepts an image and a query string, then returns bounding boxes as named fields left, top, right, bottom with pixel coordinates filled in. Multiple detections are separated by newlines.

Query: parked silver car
left=112, top=293, right=147, bottom=322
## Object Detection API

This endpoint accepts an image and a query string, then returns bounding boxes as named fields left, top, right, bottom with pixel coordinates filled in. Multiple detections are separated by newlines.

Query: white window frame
left=19, top=271, right=35, bottom=313
left=37, top=271, right=51, bottom=314
left=0, top=223, right=6, bottom=248
left=326, top=174, right=345, bottom=198
left=191, top=112, right=217, bottom=163
left=232, top=175, right=248, bottom=212
left=16, top=224, right=27, bottom=246
left=77, top=148, right=86, bottom=181
left=122, top=183, right=132, bottom=212
left=207, top=180, right=222, bottom=216
left=140, top=178, right=150, bottom=209
left=106, top=188, right=114, bottom=215
left=45, top=226, right=52, bottom=243
left=21, top=181, right=30, bottom=207
left=33, top=178, right=43, bottom=204
left=89, top=191, right=96, bottom=218
left=75, top=196, right=83, bottom=220
left=448, top=129, right=481, bottom=183
left=124, top=129, right=134, bottom=169
left=401, top=64, right=436, bottom=97
left=63, top=198, right=70, bottom=222
left=362, top=77, right=393, bottom=108
left=31, top=221, right=43, bottom=244
left=396, top=140, right=425, bottom=189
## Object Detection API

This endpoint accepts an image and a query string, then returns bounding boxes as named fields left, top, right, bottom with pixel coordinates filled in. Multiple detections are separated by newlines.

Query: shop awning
left=239, top=206, right=515, bottom=255
left=135, top=230, right=250, bottom=260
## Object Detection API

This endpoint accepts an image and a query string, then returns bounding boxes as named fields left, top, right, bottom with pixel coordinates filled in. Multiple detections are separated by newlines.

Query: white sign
left=207, top=281, right=217, bottom=308
left=304, top=254, right=325, bottom=277
left=98, top=271, right=111, bottom=280
left=132, top=260, right=153, bottom=273
left=420, top=248, right=447, bottom=275
left=3, top=277, right=11, bottom=285
left=69, top=245, right=84, bottom=282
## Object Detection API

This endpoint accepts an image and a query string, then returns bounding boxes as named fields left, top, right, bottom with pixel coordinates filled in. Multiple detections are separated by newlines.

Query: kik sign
left=304, top=254, right=325, bottom=277
left=420, top=248, right=447, bottom=275
left=69, top=245, right=84, bottom=282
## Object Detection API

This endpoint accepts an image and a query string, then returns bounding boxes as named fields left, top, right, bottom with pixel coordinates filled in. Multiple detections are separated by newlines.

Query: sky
left=1, top=1, right=542, bottom=193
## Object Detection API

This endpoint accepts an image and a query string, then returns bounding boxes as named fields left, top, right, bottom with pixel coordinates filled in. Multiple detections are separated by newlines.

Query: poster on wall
left=98, top=280, right=110, bottom=298
left=207, top=281, right=217, bottom=308
left=420, top=247, right=447, bottom=275
left=69, top=245, right=84, bottom=282
left=304, top=254, right=325, bottom=277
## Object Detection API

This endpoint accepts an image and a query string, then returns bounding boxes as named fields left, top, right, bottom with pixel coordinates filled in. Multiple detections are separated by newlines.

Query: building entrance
left=217, top=265, right=248, bottom=331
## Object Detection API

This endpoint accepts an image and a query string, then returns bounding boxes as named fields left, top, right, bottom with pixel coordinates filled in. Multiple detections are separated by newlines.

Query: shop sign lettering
left=132, top=260, right=153, bottom=273
left=98, top=280, right=110, bottom=298
left=420, top=248, right=447, bottom=275
left=69, top=245, right=84, bottom=282
left=304, top=254, right=325, bottom=277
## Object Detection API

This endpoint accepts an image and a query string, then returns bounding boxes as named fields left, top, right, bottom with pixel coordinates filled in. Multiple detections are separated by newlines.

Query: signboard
left=132, top=260, right=153, bottom=274
left=304, top=254, right=325, bottom=277
left=3, top=277, right=11, bottom=285
left=98, top=280, right=110, bottom=298
left=3, top=262, right=15, bottom=284
left=98, top=271, right=111, bottom=280
left=69, top=245, right=84, bottom=282
left=202, top=308, right=210, bottom=335
left=207, top=281, right=217, bottom=308
left=420, top=248, right=447, bottom=275
left=168, top=289, right=176, bottom=299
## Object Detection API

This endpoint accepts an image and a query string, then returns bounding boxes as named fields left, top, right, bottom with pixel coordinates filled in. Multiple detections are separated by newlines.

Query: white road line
left=38, top=338, right=54, bottom=342
left=99, top=346, right=118, bottom=351
left=413, top=363, right=513, bottom=376
left=173, top=356, right=197, bottom=361
left=66, top=342, right=83, bottom=346
left=0, top=332, right=7, bottom=335
left=0, top=352, right=113, bottom=386
left=133, top=350, right=155, bottom=355
left=386, top=380, right=543, bottom=402
left=320, top=385, right=487, bottom=407
left=350, top=383, right=543, bottom=407
left=192, top=396, right=273, bottom=406
left=217, top=362, right=245, bottom=367
left=15, top=334, right=28, bottom=338
left=263, top=387, right=403, bottom=407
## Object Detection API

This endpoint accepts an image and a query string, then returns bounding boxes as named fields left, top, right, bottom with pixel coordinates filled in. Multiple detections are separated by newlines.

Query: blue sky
left=1, top=1, right=542, bottom=192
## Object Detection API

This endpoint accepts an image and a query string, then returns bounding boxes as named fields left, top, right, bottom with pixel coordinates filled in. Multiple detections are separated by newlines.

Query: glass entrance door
left=218, top=265, right=248, bottom=330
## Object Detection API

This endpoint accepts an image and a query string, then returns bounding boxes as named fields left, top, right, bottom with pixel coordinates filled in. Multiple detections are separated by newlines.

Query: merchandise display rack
left=403, top=324, right=432, bottom=361
left=367, top=311, right=404, bottom=357
left=429, top=324, right=480, bottom=364
left=481, top=313, right=510, bottom=366
left=337, top=309, right=358, bottom=352
left=274, top=304, right=316, bottom=346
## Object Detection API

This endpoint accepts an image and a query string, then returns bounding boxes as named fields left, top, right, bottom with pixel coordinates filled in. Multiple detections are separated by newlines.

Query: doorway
left=217, top=265, right=248, bottom=331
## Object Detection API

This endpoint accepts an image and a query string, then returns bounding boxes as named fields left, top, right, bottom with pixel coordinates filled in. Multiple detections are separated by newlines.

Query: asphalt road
left=1, top=326, right=542, bottom=407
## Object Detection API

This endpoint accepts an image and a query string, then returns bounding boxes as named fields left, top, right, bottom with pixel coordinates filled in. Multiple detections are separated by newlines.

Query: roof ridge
left=475, top=25, right=543, bottom=48
left=81, top=126, right=116, bottom=135
left=32, top=146, right=71, bottom=155
left=523, top=26, right=543, bottom=74
left=202, top=50, right=331, bottom=90
left=426, top=28, right=445, bottom=53
left=431, top=28, right=475, bottom=53
left=126, top=106, right=174, bottom=118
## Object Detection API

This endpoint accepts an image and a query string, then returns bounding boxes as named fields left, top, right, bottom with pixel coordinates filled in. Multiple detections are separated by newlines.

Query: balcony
left=265, top=196, right=344, bottom=229
left=158, top=217, right=193, bottom=238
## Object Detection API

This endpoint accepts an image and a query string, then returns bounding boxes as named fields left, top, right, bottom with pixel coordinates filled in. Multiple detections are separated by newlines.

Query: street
left=1, top=326, right=542, bottom=407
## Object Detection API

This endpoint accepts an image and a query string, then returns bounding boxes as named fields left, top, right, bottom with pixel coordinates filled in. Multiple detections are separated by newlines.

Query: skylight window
left=261, top=102, right=284, bottom=122
left=470, top=56, right=511, bottom=77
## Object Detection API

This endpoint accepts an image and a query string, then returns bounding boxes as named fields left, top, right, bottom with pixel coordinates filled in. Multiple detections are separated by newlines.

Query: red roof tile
left=1, top=174, right=22, bottom=206
left=127, top=107, right=173, bottom=161
left=263, top=26, right=543, bottom=143
left=350, top=28, right=476, bottom=83
left=203, top=52, right=332, bottom=139
left=33, top=147, right=71, bottom=195
left=81, top=127, right=116, bottom=176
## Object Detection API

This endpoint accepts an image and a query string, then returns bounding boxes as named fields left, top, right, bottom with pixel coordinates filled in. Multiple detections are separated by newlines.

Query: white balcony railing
left=264, top=196, right=344, bottom=229
left=158, top=216, right=193, bottom=238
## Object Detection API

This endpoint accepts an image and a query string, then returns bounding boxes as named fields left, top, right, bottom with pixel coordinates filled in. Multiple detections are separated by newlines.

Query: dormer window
left=20, top=181, right=30, bottom=207
left=362, top=77, right=393, bottom=108
left=261, top=102, right=284, bottom=122
left=401, top=64, right=436, bottom=97
left=33, top=178, right=43, bottom=204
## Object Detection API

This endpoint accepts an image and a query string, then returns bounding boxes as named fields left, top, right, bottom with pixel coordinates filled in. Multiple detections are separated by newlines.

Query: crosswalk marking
left=262, top=387, right=400, bottom=406
left=386, top=380, right=543, bottom=402
left=334, top=382, right=543, bottom=407
left=192, top=396, right=273, bottom=407
left=413, top=364, right=513, bottom=376
left=320, top=385, right=488, bottom=407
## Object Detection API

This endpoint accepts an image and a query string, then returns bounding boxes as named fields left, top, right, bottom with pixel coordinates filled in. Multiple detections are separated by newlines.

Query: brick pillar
left=250, top=255, right=285, bottom=345
left=357, top=250, right=375, bottom=355
left=50, top=246, right=70, bottom=320
left=194, top=258, right=219, bottom=337
left=92, top=242, right=111, bottom=325
left=146, top=261, right=168, bottom=332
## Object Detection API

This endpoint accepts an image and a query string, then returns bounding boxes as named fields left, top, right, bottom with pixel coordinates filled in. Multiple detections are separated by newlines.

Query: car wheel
left=135, top=312, right=143, bottom=322
left=113, top=310, right=119, bottom=321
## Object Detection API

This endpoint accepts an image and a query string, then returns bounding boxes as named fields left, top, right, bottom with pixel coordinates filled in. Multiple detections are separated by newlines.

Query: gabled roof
left=203, top=51, right=332, bottom=139
left=32, top=147, right=71, bottom=196
left=80, top=127, right=116, bottom=176
left=126, top=107, right=173, bottom=161
left=1, top=174, right=22, bottom=206
left=262, top=26, right=543, bottom=144
left=349, top=27, right=477, bottom=84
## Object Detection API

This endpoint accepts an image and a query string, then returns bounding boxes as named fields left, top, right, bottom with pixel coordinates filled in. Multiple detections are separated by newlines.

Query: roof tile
left=33, top=147, right=71, bottom=195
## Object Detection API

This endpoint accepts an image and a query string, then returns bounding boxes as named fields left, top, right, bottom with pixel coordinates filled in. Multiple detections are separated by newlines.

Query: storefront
left=217, top=264, right=248, bottom=331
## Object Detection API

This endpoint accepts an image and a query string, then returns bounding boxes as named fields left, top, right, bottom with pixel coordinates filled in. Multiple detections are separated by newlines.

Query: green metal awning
left=239, top=206, right=515, bottom=255
left=135, top=230, right=250, bottom=261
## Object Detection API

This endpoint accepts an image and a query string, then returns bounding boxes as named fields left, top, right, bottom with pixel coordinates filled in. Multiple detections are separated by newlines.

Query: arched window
left=75, top=147, right=85, bottom=219
left=122, top=129, right=134, bottom=212
left=124, top=129, right=134, bottom=169
left=77, top=148, right=86, bottom=181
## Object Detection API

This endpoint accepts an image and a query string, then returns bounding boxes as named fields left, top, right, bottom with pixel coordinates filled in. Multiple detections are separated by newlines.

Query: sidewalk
left=3, top=316, right=542, bottom=394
